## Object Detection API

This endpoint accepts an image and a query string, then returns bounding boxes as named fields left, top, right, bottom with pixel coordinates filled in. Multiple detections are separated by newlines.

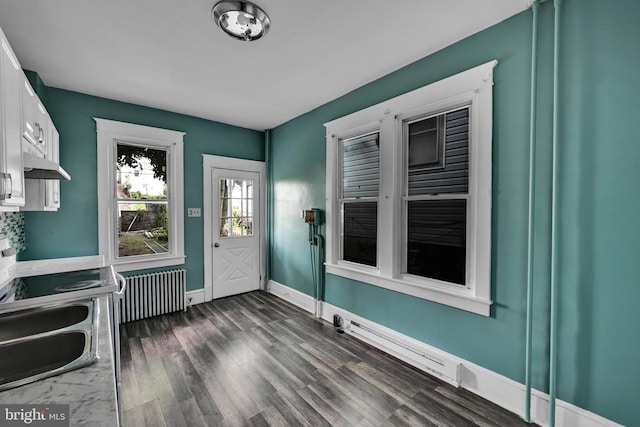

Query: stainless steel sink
left=0, top=299, right=98, bottom=390
left=0, top=303, right=89, bottom=341
left=0, top=332, right=90, bottom=386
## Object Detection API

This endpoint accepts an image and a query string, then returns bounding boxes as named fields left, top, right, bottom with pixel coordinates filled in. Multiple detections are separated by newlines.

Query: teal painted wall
left=270, top=1, right=640, bottom=425
left=554, top=0, right=640, bottom=423
left=20, top=87, right=265, bottom=292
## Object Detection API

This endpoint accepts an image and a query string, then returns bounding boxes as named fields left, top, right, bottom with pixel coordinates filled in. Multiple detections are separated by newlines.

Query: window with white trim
left=325, top=61, right=496, bottom=316
left=95, top=119, right=185, bottom=272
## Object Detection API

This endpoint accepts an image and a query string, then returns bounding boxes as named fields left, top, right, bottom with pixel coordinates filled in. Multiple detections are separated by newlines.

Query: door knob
left=214, top=243, right=220, bottom=248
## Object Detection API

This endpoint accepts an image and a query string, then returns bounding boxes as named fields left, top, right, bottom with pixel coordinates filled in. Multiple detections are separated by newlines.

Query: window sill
left=326, top=263, right=492, bottom=316
left=109, top=255, right=186, bottom=273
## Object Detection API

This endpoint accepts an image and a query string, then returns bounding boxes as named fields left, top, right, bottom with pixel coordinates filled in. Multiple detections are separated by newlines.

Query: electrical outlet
left=187, top=208, right=201, bottom=217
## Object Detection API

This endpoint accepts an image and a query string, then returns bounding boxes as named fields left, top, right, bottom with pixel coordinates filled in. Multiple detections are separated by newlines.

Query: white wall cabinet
left=0, top=29, right=26, bottom=209
left=1, top=23, right=65, bottom=212
left=35, top=98, right=48, bottom=155
left=23, top=115, right=60, bottom=211
left=21, top=77, right=47, bottom=158
left=46, top=119, right=61, bottom=209
left=21, top=77, right=36, bottom=149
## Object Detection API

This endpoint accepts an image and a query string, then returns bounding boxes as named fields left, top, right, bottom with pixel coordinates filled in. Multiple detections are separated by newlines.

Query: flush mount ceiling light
left=212, top=1, right=270, bottom=42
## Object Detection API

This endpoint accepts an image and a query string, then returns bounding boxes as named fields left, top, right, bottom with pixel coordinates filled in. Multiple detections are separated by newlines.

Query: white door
left=211, top=168, right=261, bottom=299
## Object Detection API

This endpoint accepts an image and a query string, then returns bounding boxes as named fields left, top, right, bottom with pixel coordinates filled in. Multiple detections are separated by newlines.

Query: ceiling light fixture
left=212, top=1, right=270, bottom=42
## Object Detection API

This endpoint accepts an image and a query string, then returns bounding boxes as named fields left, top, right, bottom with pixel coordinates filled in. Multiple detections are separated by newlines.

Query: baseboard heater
left=347, top=320, right=461, bottom=387
left=119, top=269, right=186, bottom=323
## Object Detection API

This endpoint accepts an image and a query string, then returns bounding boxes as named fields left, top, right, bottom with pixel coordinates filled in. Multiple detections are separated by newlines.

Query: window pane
left=407, top=108, right=469, bottom=195
left=342, top=132, right=379, bottom=199
left=117, top=201, right=169, bottom=257
left=407, top=200, right=466, bottom=285
left=115, top=144, right=169, bottom=258
left=408, top=116, right=441, bottom=167
left=219, top=178, right=254, bottom=238
left=116, top=144, right=167, bottom=199
left=343, top=202, right=377, bottom=266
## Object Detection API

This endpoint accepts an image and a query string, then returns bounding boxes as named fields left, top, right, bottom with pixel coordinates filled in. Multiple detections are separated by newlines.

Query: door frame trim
left=202, top=155, right=266, bottom=302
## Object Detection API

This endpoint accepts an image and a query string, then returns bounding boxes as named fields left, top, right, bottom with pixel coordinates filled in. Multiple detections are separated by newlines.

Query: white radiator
left=119, top=269, right=186, bottom=323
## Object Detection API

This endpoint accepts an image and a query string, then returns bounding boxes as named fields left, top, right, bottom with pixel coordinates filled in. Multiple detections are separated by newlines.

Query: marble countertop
left=0, top=294, right=120, bottom=426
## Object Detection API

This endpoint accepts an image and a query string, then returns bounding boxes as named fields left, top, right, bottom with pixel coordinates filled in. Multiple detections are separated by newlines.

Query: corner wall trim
left=267, top=281, right=622, bottom=427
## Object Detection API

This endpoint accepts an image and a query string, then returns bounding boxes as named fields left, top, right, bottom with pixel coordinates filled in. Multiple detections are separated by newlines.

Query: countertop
left=0, top=294, right=120, bottom=426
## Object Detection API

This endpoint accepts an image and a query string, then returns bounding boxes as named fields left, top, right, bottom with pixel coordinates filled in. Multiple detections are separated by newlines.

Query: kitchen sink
left=0, top=299, right=98, bottom=390
left=0, top=303, right=89, bottom=341
left=0, top=331, right=90, bottom=386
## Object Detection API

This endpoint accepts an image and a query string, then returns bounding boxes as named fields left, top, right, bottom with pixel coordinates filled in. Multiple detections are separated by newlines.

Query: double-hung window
left=325, top=61, right=496, bottom=315
left=96, top=119, right=185, bottom=272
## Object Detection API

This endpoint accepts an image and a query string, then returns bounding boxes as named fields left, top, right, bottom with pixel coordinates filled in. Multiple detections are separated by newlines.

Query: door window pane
left=115, top=143, right=169, bottom=258
left=406, top=199, right=466, bottom=285
left=342, top=202, right=377, bottom=266
left=219, top=178, right=254, bottom=238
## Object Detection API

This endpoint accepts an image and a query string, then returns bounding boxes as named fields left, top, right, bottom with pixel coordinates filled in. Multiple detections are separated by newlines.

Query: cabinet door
left=35, top=99, right=47, bottom=155
left=22, top=116, right=60, bottom=212
left=21, top=77, right=37, bottom=147
left=45, top=117, right=60, bottom=209
left=0, top=36, right=25, bottom=206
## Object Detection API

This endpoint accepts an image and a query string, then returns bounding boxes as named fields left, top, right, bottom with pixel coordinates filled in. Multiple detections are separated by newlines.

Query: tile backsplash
left=0, top=212, right=25, bottom=253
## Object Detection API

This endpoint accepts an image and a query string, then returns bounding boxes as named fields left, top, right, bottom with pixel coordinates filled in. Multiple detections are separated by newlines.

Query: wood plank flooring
left=120, top=291, right=533, bottom=426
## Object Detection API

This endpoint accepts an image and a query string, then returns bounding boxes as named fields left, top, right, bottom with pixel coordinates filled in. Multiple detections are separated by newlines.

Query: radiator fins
left=119, top=269, right=186, bottom=323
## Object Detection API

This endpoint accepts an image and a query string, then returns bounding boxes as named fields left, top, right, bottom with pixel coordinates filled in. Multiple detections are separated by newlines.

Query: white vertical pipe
left=265, top=129, right=272, bottom=285
left=525, top=0, right=540, bottom=422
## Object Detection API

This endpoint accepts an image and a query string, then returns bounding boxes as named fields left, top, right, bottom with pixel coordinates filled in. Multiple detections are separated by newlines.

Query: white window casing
left=95, top=118, right=185, bottom=272
left=324, top=60, right=497, bottom=316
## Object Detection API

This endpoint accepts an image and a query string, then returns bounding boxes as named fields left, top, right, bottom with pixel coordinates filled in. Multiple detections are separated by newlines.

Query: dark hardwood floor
left=120, top=291, right=532, bottom=426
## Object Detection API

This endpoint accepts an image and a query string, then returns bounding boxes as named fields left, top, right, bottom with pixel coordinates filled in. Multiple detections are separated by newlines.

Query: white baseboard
left=185, top=289, right=205, bottom=307
left=459, top=360, right=622, bottom=427
left=267, top=280, right=316, bottom=313
left=267, top=281, right=622, bottom=427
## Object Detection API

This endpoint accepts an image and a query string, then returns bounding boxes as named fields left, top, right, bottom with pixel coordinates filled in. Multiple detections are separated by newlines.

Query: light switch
left=187, top=208, right=201, bottom=217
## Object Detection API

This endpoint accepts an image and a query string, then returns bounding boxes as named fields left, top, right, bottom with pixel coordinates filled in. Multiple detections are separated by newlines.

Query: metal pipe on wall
left=313, top=231, right=325, bottom=318
left=265, top=129, right=272, bottom=284
left=549, top=0, right=562, bottom=425
left=524, top=0, right=540, bottom=422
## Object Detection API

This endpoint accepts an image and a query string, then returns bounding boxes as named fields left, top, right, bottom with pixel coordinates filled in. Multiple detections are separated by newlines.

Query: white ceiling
left=0, top=1, right=528, bottom=131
